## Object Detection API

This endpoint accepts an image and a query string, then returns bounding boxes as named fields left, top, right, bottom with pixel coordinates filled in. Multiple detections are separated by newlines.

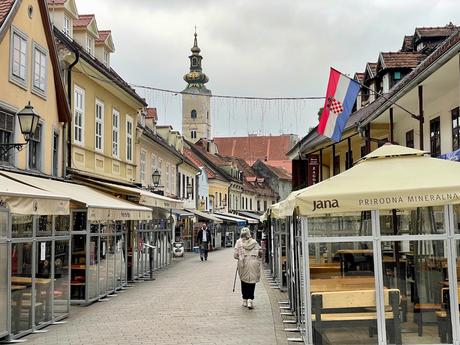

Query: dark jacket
left=196, top=228, right=212, bottom=243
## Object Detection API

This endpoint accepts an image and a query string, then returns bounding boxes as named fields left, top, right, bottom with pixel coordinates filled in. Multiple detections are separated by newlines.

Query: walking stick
left=232, top=265, right=238, bottom=292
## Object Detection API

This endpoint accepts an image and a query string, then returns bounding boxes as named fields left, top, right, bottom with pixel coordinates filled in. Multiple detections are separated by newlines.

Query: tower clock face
left=188, top=72, right=200, bottom=80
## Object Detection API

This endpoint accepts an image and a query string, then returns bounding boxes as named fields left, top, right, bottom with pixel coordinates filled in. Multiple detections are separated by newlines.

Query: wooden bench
left=311, top=289, right=401, bottom=345
left=310, top=263, right=341, bottom=279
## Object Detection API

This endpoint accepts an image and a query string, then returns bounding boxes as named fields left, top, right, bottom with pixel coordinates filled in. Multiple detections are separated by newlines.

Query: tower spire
left=183, top=28, right=209, bottom=90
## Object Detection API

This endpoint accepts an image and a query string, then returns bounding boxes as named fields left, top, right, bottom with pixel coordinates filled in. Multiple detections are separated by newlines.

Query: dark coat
left=196, top=228, right=212, bottom=244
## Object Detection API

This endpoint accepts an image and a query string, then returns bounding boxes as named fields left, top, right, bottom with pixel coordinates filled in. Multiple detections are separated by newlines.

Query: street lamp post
left=151, top=169, right=161, bottom=191
left=0, top=102, right=40, bottom=157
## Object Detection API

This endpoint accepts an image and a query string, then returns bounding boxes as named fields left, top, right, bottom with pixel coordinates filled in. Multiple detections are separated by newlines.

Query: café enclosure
left=265, top=144, right=460, bottom=345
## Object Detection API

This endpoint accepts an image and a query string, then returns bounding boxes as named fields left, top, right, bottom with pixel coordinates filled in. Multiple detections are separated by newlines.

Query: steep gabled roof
left=379, top=52, right=426, bottom=70
left=0, top=0, right=15, bottom=27
left=354, top=72, right=364, bottom=84
left=401, top=35, right=414, bottom=52
left=415, top=24, right=458, bottom=40
left=0, top=0, right=71, bottom=122
left=96, top=29, right=114, bottom=52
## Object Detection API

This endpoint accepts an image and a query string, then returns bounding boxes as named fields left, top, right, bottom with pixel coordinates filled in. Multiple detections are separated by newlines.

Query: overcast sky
left=76, top=0, right=459, bottom=138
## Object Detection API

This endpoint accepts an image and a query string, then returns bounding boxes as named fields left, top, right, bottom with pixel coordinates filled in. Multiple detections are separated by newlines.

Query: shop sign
left=307, top=155, right=319, bottom=186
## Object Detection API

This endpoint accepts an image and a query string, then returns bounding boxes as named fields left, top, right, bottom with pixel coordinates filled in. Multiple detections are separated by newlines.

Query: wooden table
left=310, top=277, right=376, bottom=293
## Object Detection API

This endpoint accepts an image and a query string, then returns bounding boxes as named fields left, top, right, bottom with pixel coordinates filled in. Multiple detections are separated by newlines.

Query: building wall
left=70, top=67, right=139, bottom=182
left=208, top=179, right=228, bottom=213
left=178, top=163, right=198, bottom=209
left=182, top=93, right=211, bottom=143
left=0, top=0, right=65, bottom=176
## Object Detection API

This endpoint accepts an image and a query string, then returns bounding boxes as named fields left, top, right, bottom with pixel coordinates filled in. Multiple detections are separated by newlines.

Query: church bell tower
left=182, top=30, right=212, bottom=143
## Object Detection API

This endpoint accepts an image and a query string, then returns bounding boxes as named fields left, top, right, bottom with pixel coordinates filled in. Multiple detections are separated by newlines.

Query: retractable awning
left=2, top=172, right=152, bottom=221
left=232, top=213, right=258, bottom=224
left=0, top=174, right=69, bottom=215
left=83, top=181, right=183, bottom=210
left=185, top=209, right=223, bottom=224
left=238, top=211, right=263, bottom=222
left=171, top=209, right=194, bottom=219
left=214, top=212, right=247, bottom=226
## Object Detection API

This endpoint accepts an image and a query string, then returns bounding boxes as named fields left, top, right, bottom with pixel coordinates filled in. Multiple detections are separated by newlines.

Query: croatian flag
left=317, top=68, right=361, bottom=142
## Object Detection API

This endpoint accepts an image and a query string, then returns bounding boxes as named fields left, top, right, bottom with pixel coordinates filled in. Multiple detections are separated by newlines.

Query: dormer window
left=63, top=15, right=73, bottom=38
left=103, top=50, right=110, bottom=67
left=86, top=36, right=94, bottom=56
left=394, top=71, right=401, bottom=80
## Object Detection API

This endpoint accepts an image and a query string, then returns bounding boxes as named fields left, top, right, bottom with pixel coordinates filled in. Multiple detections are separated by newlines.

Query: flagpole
left=335, top=69, right=422, bottom=121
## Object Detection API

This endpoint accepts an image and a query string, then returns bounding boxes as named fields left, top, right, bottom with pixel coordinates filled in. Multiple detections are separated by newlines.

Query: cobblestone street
left=25, top=248, right=287, bottom=345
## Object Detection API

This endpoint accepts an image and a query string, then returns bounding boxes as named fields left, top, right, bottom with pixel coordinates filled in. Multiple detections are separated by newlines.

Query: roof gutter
left=65, top=49, right=80, bottom=175
left=361, top=34, right=460, bottom=126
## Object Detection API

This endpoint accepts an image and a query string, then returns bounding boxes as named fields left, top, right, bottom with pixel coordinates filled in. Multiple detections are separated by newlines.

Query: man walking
left=196, top=223, right=211, bottom=261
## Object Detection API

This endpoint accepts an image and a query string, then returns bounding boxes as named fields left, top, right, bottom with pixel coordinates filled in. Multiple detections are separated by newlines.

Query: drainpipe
left=65, top=50, right=80, bottom=176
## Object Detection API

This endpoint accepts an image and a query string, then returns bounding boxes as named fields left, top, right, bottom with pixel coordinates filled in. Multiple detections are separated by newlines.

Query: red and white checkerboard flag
left=317, top=68, right=361, bottom=142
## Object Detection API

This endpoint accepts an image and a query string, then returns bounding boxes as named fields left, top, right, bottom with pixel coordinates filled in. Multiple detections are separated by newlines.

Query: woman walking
left=233, top=228, right=262, bottom=309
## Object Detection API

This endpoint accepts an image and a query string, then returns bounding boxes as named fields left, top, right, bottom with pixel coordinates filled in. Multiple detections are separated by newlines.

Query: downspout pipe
left=65, top=49, right=80, bottom=175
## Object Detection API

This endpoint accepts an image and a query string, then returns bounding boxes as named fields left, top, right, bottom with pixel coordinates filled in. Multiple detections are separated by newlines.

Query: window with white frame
left=63, top=15, right=73, bottom=38
left=112, top=109, right=119, bottom=157
left=86, top=36, right=94, bottom=56
left=74, top=86, right=85, bottom=144
left=165, top=163, right=170, bottom=192
left=10, top=28, right=28, bottom=85
left=95, top=99, right=104, bottom=151
left=28, top=124, right=42, bottom=170
left=32, top=43, right=47, bottom=94
left=170, top=165, right=175, bottom=194
left=126, top=116, right=133, bottom=161
left=140, top=149, right=146, bottom=183
left=103, top=50, right=110, bottom=67
left=158, top=158, right=163, bottom=186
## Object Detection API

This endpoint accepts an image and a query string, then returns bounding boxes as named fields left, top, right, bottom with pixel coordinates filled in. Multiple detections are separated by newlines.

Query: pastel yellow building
left=0, top=0, right=70, bottom=176
left=49, top=0, right=146, bottom=183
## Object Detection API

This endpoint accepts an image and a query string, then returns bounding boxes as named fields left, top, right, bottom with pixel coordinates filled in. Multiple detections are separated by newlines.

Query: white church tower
left=182, top=30, right=212, bottom=143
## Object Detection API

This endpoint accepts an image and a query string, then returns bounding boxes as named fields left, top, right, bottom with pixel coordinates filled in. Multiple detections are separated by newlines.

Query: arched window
left=191, top=109, right=197, bottom=119
left=192, top=57, right=198, bottom=67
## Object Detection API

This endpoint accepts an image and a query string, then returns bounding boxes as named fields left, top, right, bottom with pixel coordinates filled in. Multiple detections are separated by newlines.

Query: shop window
left=37, top=215, right=52, bottom=237
left=28, top=123, right=42, bottom=170
left=452, top=107, right=460, bottom=151
left=0, top=110, right=14, bottom=164
left=406, top=129, right=414, bottom=148
left=430, top=117, right=441, bottom=156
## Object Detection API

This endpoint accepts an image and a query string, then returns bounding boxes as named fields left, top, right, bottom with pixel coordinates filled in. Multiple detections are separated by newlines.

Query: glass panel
left=99, top=236, right=108, bottom=296
left=88, top=236, right=98, bottom=300
left=35, top=241, right=52, bottom=325
left=11, top=242, right=33, bottom=334
left=115, top=234, right=123, bottom=288
left=308, top=212, right=372, bottom=237
left=70, top=235, right=86, bottom=301
left=309, top=241, right=376, bottom=345
left=37, top=215, right=52, bottom=237
left=452, top=205, right=460, bottom=234
left=12, top=214, right=33, bottom=238
left=382, top=240, right=447, bottom=344
left=72, top=212, right=87, bottom=232
left=106, top=235, right=115, bottom=292
left=54, top=240, right=70, bottom=317
left=0, top=243, right=7, bottom=335
left=380, top=207, right=445, bottom=236
left=0, top=212, right=7, bottom=238
left=55, top=215, right=70, bottom=236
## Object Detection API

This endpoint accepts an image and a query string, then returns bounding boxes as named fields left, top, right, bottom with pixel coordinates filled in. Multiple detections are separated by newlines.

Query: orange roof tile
left=380, top=52, right=426, bottom=69
left=96, top=30, right=110, bottom=43
left=0, top=0, right=14, bottom=26
left=74, top=14, right=94, bottom=28
left=146, top=108, right=157, bottom=121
